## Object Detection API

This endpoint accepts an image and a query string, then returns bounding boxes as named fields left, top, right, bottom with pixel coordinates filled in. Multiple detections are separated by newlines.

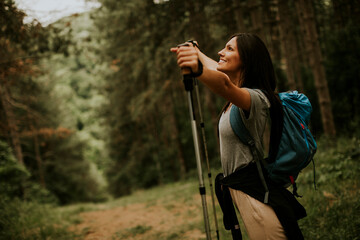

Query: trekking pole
left=194, top=79, right=220, bottom=240
left=181, top=65, right=212, bottom=240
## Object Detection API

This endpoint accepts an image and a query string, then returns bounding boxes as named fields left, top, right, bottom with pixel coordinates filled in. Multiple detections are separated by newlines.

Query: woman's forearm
left=197, top=67, right=251, bottom=111
left=195, top=49, right=251, bottom=111
left=170, top=44, right=250, bottom=110
left=197, top=49, right=218, bottom=71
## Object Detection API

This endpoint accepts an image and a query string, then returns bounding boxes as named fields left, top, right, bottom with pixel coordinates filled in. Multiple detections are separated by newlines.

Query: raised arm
left=170, top=44, right=250, bottom=111
left=196, top=49, right=218, bottom=71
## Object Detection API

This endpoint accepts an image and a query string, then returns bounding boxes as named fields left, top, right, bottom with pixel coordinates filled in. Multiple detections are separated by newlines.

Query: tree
left=91, top=0, right=359, bottom=196
left=0, top=140, right=29, bottom=198
left=295, top=0, right=336, bottom=137
left=0, top=1, right=107, bottom=203
left=331, top=0, right=360, bottom=29
left=277, top=0, right=304, bottom=91
left=0, top=0, right=28, bottom=165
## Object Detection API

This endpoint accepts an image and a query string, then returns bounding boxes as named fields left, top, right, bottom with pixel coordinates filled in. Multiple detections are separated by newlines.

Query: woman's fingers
left=170, top=44, right=196, bottom=54
left=170, top=47, right=178, bottom=52
left=170, top=44, right=199, bottom=72
left=177, top=56, right=197, bottom=67
left=170, top=44, right=191, bottom=53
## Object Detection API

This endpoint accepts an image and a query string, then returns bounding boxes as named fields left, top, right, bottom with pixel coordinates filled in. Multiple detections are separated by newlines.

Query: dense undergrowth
left=297, top=137, right=360, bottom=239
left=0, top=136, right=359, bottom=240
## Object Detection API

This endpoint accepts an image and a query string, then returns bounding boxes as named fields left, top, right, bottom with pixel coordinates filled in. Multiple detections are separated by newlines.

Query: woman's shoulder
left=244, top=88, right=271, bottom=108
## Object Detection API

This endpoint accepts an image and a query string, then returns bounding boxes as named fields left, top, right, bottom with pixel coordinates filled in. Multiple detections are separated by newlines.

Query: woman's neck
left=228, top=71, right=242, bottom=87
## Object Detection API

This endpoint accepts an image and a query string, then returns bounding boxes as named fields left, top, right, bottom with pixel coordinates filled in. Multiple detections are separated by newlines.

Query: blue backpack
left=230, top=91, right=317, bottom=203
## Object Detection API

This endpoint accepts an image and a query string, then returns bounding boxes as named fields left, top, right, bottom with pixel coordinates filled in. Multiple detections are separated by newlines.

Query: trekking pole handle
left=176, top=42, right=195, bottom=91
left=181, top=67, right=192, bottom=75
left=177, top=42, right=193, bottom=75
left=182, top=69, right=193, bottom=92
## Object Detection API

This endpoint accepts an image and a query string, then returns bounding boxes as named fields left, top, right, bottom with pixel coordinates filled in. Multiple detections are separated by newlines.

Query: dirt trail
left=72, top=196, right=207, bottom=240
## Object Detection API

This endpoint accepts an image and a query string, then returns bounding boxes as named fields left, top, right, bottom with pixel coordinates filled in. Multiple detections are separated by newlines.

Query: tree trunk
left=27, top=111, right=46, bottom=188
left=150, top=111, right=164, bottom=185
left=248, top=0, right=266, bottom=39
left=169, top=82, right=187, bottom=179
left=261, top=0, right=282, bottom=67
left=211, top=0, right=239, bottom=35
left=204, top=91, right=221, bottom=148
left=295, top=0, right=336, bottom=137
left=186, top=0, right=220, bottom=148
left=331, top=0, right=360, bottom=29
left=277, top=0, right=304, bottom=91
left=232, top=0, right=247, bottom=32
left=33, top=129, right=46, bottom=187
left=0, top=81, right=24, bottom=164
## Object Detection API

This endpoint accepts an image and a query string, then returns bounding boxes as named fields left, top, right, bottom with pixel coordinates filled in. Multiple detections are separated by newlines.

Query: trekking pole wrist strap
left=191, top=60, right=203, bottom=78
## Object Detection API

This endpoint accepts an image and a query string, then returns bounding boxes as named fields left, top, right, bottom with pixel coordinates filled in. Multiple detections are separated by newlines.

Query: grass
left=0, top=198, right=81, bottom=240
left=296, top=136, right=360, bottom=239
left=1, top=136, right=359, bottom=239
left=113, top=225, right=153, bottom=239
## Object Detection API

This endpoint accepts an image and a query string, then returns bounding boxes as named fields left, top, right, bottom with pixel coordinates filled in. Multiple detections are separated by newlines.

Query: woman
left=171, top=33, right=305, bottom=239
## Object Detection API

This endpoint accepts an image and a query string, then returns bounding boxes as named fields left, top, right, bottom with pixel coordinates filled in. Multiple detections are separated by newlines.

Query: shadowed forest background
left=1, top=0, right=360, bottom=239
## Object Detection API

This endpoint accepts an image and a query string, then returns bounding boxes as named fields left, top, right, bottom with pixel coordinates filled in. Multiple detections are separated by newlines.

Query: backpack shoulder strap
left=229, top=105, right=269, bottom=203
left=229, top=104, right=254, bottom=146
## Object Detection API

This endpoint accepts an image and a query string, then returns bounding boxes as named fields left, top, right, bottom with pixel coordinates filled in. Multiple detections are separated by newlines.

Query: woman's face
left=217, top=37, right=242, bottom=76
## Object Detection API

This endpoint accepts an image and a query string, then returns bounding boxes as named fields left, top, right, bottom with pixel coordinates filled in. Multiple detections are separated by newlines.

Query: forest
left=1, top=0, right=359, bottom=239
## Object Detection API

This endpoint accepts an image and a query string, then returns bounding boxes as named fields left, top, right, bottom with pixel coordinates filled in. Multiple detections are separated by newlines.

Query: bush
left=0, top=140, right=29, bottom=199
left=0, top=140, right=59, bottom=204
left=43, top=135, right=109, bottom=204
left=298, top=137, right=360, bottom=239
left=0, top=197, right=78, bottom=240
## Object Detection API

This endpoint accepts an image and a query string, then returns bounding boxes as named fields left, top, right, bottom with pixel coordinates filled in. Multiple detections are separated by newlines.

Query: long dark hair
left=222, top=33, right=283, bottom=162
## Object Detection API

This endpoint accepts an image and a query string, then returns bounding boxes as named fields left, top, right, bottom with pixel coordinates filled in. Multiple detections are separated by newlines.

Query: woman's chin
left=216, top=65, right=225, bottom=72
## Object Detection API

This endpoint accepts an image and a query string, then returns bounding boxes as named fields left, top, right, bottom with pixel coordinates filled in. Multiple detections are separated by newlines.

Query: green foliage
left=324, top=23, right=360, bottom=136
left=94, top=0, right=226, bottom=197
left=1, top=3, right=109, bottom=205
left=23, top=181, right=59, bottom=204
left=0, top=137, right=356, bottom=240
left=32, top=12, right=114, bottom=203
left=42, top=11, right=112, bottom=170
left=0, top=0, right=26, bottom=45
left=72, top=137, right=360, bottom=240
left=42, top=135, right=108, bottom=204
left=2, top=0, right=360, bottom=207
left=0, top=140, right=59, bottom=204
left=115, top=225, right=153, bottom=239
left=297, top=137, right=360, bottom=239
left=0, top=198, right=79, bottom=240
left=0, top=140, right=29, bottom=198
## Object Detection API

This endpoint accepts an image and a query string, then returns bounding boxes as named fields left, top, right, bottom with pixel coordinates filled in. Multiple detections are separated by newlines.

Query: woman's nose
left=218, top=48, right=225, bottom=56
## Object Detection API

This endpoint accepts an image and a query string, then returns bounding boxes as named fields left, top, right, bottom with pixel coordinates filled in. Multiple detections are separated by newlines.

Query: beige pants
left=229, top=188, right=287, bottom=240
